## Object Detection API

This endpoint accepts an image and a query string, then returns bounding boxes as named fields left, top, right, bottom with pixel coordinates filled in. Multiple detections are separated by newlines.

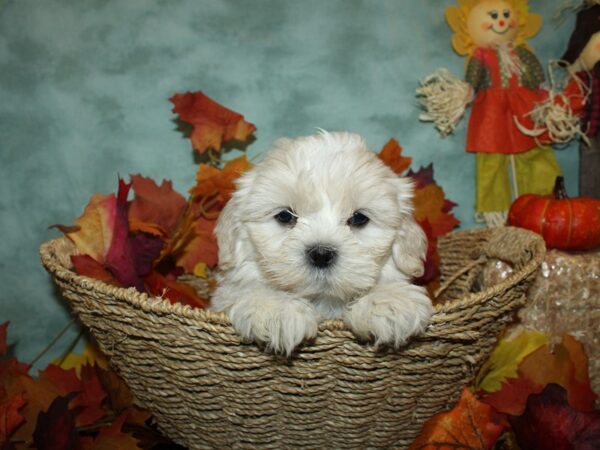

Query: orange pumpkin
left=508, top=177, right=600, bottom=251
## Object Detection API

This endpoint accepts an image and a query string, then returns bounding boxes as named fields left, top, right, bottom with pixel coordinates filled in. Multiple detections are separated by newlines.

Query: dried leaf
left=170, top=91, right=256, bottom=154
left=55, top=344, right=109, bottom=379
left=410, top=388, right=508, bottom=450
left=144, top=271, right=209, bottom=309
left=377, top=139, right=412, bottom=175
left=475, top=330, right=549, bottom=393
left=128, top=175, right=186, bottom=237
left=413, top=183, right=460, bottom=237
left=189, top=156, right=252, bottom=205
left=0, top=389, right=26, bottom=445
left=482, top=335, right=597, bottom=416
left=70, top=255, right=121, bottom=287
left=39, top=364, right=107, bottom=427
left=408, top=164, right=435, bottom=189
left=175, top=216, right=218, bottom=272
left=0, top=322, right=7, bottom=356
left=84, top=413, right=141, bottom=450
left=60, top=193, right=117, bottom=264
left=509, top=384, right=600, bottom=450
left=32, top=393, right=78, bottom=450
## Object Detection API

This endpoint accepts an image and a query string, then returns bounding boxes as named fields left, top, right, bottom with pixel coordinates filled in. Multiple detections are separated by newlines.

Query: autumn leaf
left=475, top=330, right=549, bottom=393
left=128, top=175, right=186, bottom=237
left=0, top=322, right=7, bottom=356
left=482, top=335, right=597, bottom=416
left=170, top=91, right=256, bottom=154
left=38, top=364, right=107, bottom=427
left=509, top=384, right=600, bottom=450
left=413, top=183, right=460, bottom=237
left=58, top=193, right=117, bottom=264
left=144, top=271, right=209, bottom=309
left=174, top=216, right=218, bottom=272
left=81, top=413, right=142, bottom=450
left=189, top=155, right=252, bottom=206
left=159, top=156, right=251, bottom=272
left=55, top=343, right=109, bottom=377
left=32, top=393, right=78, bottom=450
left=377, top=138, right=412, bottom=175
left=410, top=388, right=508, bottom=450
left=0, top=389, right=26, bottom=445
left=59, top=179, right=164, bottom=291
left=70, top=255, right=121, bottom=287
left=408, top=164, right=435, bottom=189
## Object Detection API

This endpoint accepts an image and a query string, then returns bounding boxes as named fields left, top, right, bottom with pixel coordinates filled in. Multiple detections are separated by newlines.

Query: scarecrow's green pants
left=476, top=146, right=561, bottom=213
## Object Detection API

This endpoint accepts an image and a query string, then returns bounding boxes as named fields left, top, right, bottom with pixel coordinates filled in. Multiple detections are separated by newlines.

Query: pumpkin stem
left=553, top=176, right=568, bottom=200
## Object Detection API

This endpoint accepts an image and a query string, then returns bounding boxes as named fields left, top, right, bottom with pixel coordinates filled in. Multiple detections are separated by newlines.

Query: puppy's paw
left=228, top=295, right=319, bottom=356
left=345, top=284, right=433, bottom=348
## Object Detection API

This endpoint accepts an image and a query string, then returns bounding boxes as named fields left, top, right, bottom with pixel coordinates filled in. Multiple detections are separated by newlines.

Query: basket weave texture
left=40, top=227, right=545, bottom=449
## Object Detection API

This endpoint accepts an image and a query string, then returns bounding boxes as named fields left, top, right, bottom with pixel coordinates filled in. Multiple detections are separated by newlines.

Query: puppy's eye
left=347, top=211, right=370, bottom=228
left=274, top=209, right=297, bottom=226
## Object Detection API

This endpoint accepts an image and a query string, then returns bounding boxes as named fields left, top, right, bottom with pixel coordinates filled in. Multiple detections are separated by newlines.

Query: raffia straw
left=416, top=69, right=473, bottom=136
left=515, top=60, right=591, bottom=146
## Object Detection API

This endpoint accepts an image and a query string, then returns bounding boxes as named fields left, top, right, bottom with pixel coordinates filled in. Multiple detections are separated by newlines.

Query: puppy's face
left=217, top=132, right=424, bottom=301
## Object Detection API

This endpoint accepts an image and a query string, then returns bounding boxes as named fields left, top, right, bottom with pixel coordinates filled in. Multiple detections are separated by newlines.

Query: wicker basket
left=40, top=226, right=545, bottom=449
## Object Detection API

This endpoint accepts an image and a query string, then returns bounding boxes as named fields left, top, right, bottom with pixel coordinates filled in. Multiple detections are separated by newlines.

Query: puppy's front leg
left=344, top=283, right=433, bottom=348
left=212, top=283, right=319, bottom=356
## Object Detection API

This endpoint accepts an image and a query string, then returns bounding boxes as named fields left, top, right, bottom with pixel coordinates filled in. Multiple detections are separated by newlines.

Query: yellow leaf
left=193, top=262, right=208, bottom=278
left=54, top=343, right=109, bottom=376
left=475, top=329, right=548, bottom=393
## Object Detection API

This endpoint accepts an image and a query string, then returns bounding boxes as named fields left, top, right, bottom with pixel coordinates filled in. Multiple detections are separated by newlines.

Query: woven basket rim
left=39, top=227, right=546, bottom=335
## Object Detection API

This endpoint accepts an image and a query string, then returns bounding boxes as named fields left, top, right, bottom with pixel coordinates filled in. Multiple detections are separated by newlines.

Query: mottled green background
left=0, top=0, right=578, bottom=367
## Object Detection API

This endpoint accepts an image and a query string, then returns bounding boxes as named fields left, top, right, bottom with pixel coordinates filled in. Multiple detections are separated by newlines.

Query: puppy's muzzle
left=306, top=245, right=337, bottom=269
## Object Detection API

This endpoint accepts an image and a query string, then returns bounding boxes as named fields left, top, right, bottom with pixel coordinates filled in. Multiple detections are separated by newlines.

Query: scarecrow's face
left=579, top=31, right=600, bottom=71
left=467, top=0, right=519, bottom=48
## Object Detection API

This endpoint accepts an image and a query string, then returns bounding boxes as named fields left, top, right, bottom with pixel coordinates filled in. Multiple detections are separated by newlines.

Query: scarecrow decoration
left=418, top=0, right=562, bottom=227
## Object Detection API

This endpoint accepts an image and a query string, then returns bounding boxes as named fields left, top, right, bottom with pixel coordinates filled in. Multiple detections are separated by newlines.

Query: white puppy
left=211, top=131, right=433, bottom=355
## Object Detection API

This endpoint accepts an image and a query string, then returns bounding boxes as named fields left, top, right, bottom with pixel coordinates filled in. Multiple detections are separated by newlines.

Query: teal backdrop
left=0, top=0, right=579, bottom=368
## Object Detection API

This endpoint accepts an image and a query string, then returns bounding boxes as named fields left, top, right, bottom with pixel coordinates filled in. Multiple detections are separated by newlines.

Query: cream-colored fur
left=211, top=131, right=433, bottom=355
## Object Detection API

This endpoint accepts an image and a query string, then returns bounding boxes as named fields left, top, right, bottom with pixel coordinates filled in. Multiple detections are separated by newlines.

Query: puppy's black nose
left=307, top=245, right=337, bottom=269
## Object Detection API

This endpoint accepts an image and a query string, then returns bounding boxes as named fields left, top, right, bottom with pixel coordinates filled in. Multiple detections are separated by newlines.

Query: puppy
left=211, top=131, right=433, bottom=355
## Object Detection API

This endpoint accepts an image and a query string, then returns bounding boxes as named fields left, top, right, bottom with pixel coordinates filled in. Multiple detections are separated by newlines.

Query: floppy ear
left=391, top=177, right=427, bottom=278
left=214, top=175, right=253, bottom=271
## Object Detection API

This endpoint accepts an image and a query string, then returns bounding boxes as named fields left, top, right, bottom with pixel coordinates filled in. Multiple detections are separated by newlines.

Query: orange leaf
left=189, top=155, right=252, bottom=205
left=413, top=183, right=459, bottom=238
left=410, top=388, right=508, bottom=450
left=377, top=138, right=412, bottom=175
left=176, top=216, right=218, bottom=271
left=170, top=91, right=256, bottom=154
left=128, top=175, right=186, bottom=237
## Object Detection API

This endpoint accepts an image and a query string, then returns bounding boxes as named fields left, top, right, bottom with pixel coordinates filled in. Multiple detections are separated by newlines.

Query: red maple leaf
left=32, top=393, right=78, bottom=450
left=128, top=175, right=186, bottom=237
left=509, top=384, right=600, bottom=450
left=144, top=271, right=208, bottom=309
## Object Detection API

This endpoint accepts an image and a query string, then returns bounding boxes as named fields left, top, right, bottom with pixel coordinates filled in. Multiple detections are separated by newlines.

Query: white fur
left=211, top=131, right=433, bottom=356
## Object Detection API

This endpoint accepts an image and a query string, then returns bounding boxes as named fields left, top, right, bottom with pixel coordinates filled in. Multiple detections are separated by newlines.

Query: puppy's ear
left=391, top=177, right=427, bottom=278
left=215, top=176, right=253, bottom=271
